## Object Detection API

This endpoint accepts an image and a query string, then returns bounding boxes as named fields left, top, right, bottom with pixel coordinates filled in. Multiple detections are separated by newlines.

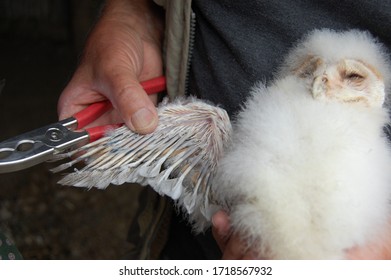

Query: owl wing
left=52, top=98, right=232, bottom=229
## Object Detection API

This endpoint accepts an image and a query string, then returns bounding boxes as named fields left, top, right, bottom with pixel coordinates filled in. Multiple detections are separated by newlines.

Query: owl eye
left=344, top=72, right=365, bottom=81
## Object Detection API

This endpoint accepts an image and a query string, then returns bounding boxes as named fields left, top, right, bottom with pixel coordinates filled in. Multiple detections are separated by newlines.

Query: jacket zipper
left=184, top=11, right=196, bottom=96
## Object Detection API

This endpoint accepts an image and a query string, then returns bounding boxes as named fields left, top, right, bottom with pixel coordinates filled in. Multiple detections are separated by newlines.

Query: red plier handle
left=0, top=76, right=166, bottom=174
left=72, top=76, right=166, bottom=142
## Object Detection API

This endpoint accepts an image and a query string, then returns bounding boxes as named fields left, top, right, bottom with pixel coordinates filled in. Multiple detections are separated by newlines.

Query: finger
left=221, top=233, right=250, bottom=260
left=103, top=70, right=159, bottom=134
left=345, top=221, right=391, bottom=259
left=212, top=210, right=232, bottom=251
left=212, top=211, right=259, bottom=259
left=57, top=66, right=105, bottom=119
left=58, top=83, right=126, bottom=129
left=58, top=91, right=101, bottom=121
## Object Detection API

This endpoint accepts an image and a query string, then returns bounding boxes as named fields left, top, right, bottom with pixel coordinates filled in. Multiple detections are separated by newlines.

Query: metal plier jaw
left=0, top=76, right=167, bottom=174
left=0, top=117, right=89, bottom=173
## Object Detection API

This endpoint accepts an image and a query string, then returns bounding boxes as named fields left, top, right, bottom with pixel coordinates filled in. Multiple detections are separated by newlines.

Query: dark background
left=0, top=0, right=144, bottom=259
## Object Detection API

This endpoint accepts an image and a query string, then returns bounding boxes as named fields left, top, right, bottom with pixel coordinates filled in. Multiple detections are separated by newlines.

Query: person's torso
left=188, top=0, right=391, bottom=117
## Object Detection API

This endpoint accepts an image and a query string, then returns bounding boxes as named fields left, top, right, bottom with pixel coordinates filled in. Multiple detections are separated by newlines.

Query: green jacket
left=154, top=0, right=193, bottom=99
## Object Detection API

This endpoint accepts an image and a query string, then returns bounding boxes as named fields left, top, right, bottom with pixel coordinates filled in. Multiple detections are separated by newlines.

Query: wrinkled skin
left=58, top=0, right=163, bottom=134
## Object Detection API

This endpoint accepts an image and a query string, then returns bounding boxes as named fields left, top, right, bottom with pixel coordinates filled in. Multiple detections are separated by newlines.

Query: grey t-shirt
left=166, top=0, right=391, bottom=260
left=188, top=0, right=391, bottom=118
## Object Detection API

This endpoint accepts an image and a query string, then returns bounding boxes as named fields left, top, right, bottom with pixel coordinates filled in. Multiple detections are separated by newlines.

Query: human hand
left=212, top=210, right=258, bottom=260
left=58, top=0, right=164, bottom=134
left=345, top=221, right=391, bottom=259
left=212, top=210, right=391, bottom=259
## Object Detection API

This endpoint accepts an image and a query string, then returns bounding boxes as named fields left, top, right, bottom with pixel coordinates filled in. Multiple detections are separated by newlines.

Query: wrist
left=101, top=0, right=164, bottom=44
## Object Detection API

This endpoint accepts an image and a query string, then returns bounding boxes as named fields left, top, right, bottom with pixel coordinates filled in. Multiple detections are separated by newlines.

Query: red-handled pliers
left=0, top=76, right=166, bottom=173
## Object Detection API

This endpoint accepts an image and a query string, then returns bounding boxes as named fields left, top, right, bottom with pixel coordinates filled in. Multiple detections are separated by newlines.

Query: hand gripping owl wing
left=52, top=98, right=232, bottom=229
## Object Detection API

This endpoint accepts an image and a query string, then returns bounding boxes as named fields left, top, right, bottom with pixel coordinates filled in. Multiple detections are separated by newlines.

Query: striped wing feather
left=52, top=98, right=232, bottom=230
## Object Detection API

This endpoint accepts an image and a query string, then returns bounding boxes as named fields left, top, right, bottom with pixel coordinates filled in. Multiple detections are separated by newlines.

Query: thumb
left=106, top=74, right=159, bottom=134
left=212, top=210, right=232, bottom=251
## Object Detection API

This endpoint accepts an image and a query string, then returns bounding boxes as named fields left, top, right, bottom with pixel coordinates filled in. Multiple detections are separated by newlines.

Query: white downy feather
left=214, top=76, right=391, bottom=259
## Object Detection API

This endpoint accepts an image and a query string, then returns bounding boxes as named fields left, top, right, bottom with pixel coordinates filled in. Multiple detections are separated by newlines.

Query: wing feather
left=52, top=98, right=232, bottom=230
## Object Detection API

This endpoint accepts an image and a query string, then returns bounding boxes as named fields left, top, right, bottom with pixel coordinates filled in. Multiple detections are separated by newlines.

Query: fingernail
left=131, top=107, right=157, bottom=133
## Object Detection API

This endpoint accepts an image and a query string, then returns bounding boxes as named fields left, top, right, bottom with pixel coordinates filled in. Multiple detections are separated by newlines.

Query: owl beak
left=312, top=75, right=328, bottom=100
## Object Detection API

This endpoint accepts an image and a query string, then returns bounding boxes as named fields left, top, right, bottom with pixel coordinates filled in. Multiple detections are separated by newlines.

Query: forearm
left=81, top=0, right=164, bottom=74
left=99, top=0, right=164, bottom=44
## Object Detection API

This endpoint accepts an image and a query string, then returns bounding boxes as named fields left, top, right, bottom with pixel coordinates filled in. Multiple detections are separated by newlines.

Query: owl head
left=280, top=29, right=391, bottom=107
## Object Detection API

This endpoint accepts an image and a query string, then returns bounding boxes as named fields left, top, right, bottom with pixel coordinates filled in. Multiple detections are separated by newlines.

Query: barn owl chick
left=54, top=29, right=391, bottom=259
left=279, top=30, right=391, bottom=108
left=213, top=29, right=391, bottom=259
